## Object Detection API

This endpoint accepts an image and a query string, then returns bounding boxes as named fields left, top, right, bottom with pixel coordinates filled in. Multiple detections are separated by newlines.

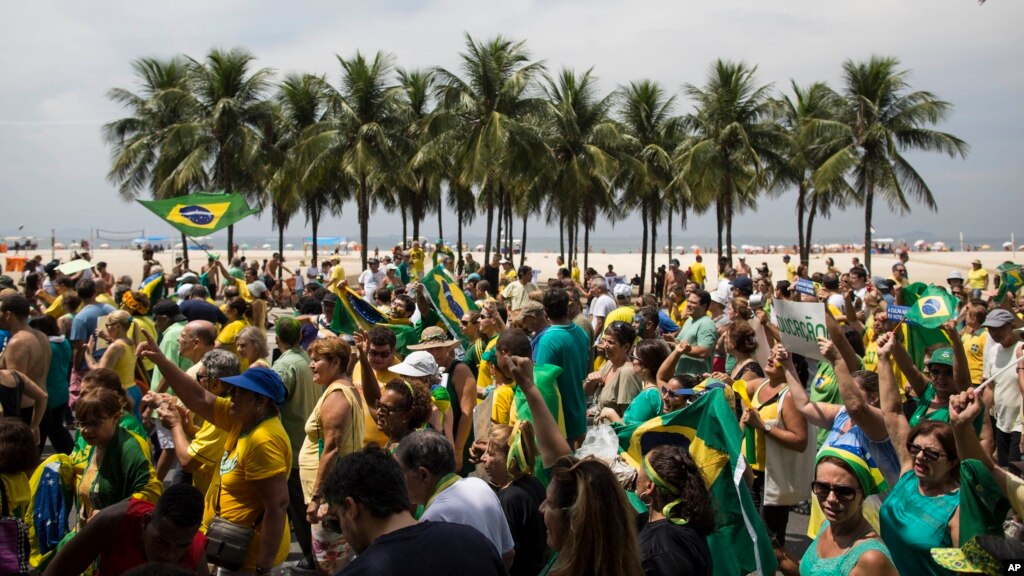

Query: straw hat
left=407, top=326, right=460, bottom=350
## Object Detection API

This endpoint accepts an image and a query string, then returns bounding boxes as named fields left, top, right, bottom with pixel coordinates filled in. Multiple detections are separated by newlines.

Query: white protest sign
left=748, top=316, right=771, bottom=368
left=772, top=299, right=827, bottom=361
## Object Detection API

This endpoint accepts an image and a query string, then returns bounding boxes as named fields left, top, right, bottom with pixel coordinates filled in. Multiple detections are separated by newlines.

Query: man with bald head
left=170, top=320, right=217, bottom=385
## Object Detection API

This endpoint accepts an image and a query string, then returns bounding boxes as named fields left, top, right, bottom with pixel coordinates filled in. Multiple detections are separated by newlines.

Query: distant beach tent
left=474, top=244, right=485, bottom=251
left=261, top=243, right=271, bottom=249
left=303, top=236, right=346, bottom=246
left=99, top=243, right=110, bottom=249
left=132, top=236, right=172, bottom=245
left=914, top=239, right=927, bottom=248
left=53, top=242, right=65, bottom=249
left=1003, top=241, right=1013, bottom=248
left=982, top=244, right=991, bottom=250
left=285, top=243, right=294, bottom=249
left=933, top=241, right=947, bottom=250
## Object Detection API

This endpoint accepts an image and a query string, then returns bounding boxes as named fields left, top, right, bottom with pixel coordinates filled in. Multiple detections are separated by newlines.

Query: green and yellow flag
left=616, top=389, right=777, bottom=576
left=419, top=264, right=479, bottom=349
left=900, top=283, right=955, bottom=372
left=137, top=192, right=259, bottom=237
left=997, top=261, right=1023, bottom=302
left=905, top=284, right=958, bottom=329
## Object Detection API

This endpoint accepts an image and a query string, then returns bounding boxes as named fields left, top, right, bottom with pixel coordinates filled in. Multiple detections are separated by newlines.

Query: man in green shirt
left=271, top=316, right=318, bottom=571
left=674, top=289, right=717, bottom=376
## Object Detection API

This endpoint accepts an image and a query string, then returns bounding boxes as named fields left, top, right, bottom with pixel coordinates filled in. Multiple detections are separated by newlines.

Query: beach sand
left=6, top=245, right=1019, bottom=292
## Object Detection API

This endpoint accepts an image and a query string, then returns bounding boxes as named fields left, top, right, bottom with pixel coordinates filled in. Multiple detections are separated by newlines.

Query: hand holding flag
left=904, top=284, right=958, bottom=329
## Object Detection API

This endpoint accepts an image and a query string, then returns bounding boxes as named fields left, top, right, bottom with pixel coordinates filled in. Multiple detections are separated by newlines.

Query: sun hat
left=972, top=258, right=983, bottom=265
left=221, top=367, right=287, bottom=406
left=519, top=300, right=545, bottom=316
left=389, top=350, right=440, bottom=378
left=322, top=292, right=338, bottom=304
left=947, top=270, right=964, bottom=281
left=981, top=308, right=1014, bottom=329
left=152, top=300, right=187, bottom=324
left=613, top=284, right=633, bottom=299
left=407, top=326, right=460, bottom=350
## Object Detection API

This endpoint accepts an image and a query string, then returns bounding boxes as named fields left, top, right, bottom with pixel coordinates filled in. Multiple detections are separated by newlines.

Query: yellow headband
left=642, top=452, right=688, bottom=526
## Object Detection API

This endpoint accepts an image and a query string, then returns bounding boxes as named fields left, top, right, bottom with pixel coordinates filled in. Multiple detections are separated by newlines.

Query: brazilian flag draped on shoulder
left=137, top=191, right=259, bottom=237
left=419, top=264, right=479, bottom=350
left=616, top=389, right=777, bottom=576
left=996, top=261, right=1023, bottom=302
left=328, top=285, right=434, bottom=358
left=901, top=283, right=955, bottom=370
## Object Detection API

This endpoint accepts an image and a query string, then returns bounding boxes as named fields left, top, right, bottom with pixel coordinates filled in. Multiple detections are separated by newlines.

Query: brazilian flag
left=997, top=261, right=1023, bottom=302
left=139, top=271, right=165, bottom=301
left=329, top=285, right=430, bottom=358
left=900, top=283, right=955, bottom=372
left=137, top=192, right=259, bottom=237
left=419, top=265, right=479, bottom=350
left=617, top=389, right=778, bottom=576
left=905, top=284, right=958, bottom=329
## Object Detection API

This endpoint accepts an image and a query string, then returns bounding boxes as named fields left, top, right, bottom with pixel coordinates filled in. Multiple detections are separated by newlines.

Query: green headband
left=642, top=453, right=687, bottom=526
left=817, top=446, right=889, bottom=497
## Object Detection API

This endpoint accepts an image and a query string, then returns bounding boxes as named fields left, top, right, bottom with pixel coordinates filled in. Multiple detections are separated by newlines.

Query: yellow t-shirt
left=476, top=336, right=499, bottom=391
left=131, top=316, right=158, bottom=371
left=96, top=294, right=117, bottom=308
left=206, top=397, right=292, bottom=572
left=689, top=262, right=706, bottom=286
left=967, top=267, right=988, bottom=290
left=501, top=269, right=518, bottom=288
left=351, top=359, right=399, bottom=448
left=491, top=384, right=515, bottom=425
left=329, top=264, right=347, bottom=289
left=962, top=328, right=987, bottom=385
left=408, top=248, right=425, bottom=277
left=786, top=262, right=797, bottom=283
left=109, top=341, right=137, bottom=391
left=45, top=294, right=65, bottom=318
left=571, top=266, right=581, bottom=284
left=187, top=419, right=229, bottom=496
left=216, top=319, right=249, bottom=354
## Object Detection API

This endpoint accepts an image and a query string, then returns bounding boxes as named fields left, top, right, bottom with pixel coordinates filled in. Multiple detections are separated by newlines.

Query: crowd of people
left=1, top=244, right=1023, bottom=576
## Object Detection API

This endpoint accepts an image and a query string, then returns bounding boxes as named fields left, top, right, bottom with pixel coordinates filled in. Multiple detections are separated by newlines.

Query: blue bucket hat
left=221, top=367, right=287, bottom=406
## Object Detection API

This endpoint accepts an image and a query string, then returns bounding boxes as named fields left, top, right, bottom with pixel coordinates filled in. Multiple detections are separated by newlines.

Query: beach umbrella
left=53, top=242, right=65, bottom=249
left=174, top=242, right=183, bottom=249
left=933, top=241, right=946, bottom=249
left=285, top=243, right=294, bottom=249
left=69, top=242, right=81, bottom=249
left=241, top=243, right=250, bottom=249
left=99, top=243, right=110, bottom=249
left=690, top=244, right=700, bottom=251
left=981, top=244, right=991, bottom=250
left=1003, top=241, right=1013, bottom=248
left=474, top=244, right=485, bottom=251
left=914, top=239, right=927, bottom=247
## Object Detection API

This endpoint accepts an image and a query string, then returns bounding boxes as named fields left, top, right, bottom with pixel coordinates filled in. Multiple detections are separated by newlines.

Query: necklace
left=832, top=523, right=873, bottom=550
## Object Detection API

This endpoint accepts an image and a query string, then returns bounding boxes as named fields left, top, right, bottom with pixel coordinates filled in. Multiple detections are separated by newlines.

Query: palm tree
left=818, top=56, right=968, bottom=272
left=104, top=55, right=200, bottom=261
left=431, top=34, right=549, bottom=265
left=617, top=80, right=682, bottom=293
left=397, top=68, right=443, bottom=247
left=675, top=60, right=784, bottom=264
left=300, top=51, right=402, bottom=269
left=770, top=81, right=856, bottom=265
left=543, top=67, right=620, bottom=272
left=170, top=48, right=274, bottom=261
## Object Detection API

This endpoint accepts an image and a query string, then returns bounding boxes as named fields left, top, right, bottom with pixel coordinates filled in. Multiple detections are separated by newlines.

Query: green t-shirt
left=674, top=315, right=717, bottom=376
left=622, top=387, right=662, bottom=426
left=534, top=323, right=590, bottom=440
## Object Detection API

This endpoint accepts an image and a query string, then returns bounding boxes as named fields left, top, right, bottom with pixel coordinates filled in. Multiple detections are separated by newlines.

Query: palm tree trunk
left=483, top=183, right=494, bottom=266
left=725, top=199, right=734, bottom=265
left=227, top=224, right=235, bottom=262
left=437, top=197, right=444, bottom=241
left=583, top=222, right=590, bottom=272
left=715, top=201, right=724, bottom=260
left=559, top=213, right=565, bottom=265
left=456, top=199, right=464, bottom=282
left=864, top=182, right=874, bottom=273
left=806, top=199, right=819, bottom=265
left=181, top=232, right=189, bottom=269
left=640, top=200, right=648, bottom=296
left=667, top=204, right=673, bottom=268
left=311, top=202, right=320, bottom=267
left=519, top=213, right=528, bottom=268
left=796, top=183, right=807, bottom=265
left=401, top=205, right=407, bottom=251
left=505, top=191, right=513, bottom=259
left=650, top=206, right=657, bottom=295
left=277, top=211, right=285, bottom=282
left=495, top=185, right=504, bottom=259
left=359, top=176, right=369, bottom=269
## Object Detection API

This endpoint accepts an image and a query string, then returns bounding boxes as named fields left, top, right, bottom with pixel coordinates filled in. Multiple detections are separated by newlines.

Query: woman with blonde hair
left=236, top=325, right=270, bottom=369
left=84, top=309, right=140, bottom=417
left=301, top=336, right=365, bottom=574
left=483, top=420, right=547, bottom=576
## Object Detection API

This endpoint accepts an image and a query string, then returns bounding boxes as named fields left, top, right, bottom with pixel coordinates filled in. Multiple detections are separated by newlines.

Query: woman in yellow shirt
left=216, top=299, right=250, bottom=356
left=85, top=310, right=140, bottom=417
left=141, top=336, right=293, bottom=576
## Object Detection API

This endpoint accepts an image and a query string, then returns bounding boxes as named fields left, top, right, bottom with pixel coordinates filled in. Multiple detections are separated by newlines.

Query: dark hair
left=852, top=370, right=879, bottom=395
left=375, top=287, right=393, bottom=305
left=56, top=277, right=76, bottom=289
left=633, top=339, right=670, bottom=376
left=646, top=446, right=716, bottom=535
left=28, top=314, right=60, bottom=337
left=74, top=387, right=124, bottom=422
left=384, top=378, right=432, bottom=430
left=497, top=328, right=532, bottom=358
left=394, top=429, right=455, bottom=477
left=190, top=285, right=209, bottom=299
left=775, top=280, right=791, bottom=298
left=225, top=298, right=248, bottom=319
left=154, top=483, right=205, bottom=528
left=307, top=336, right=351, bottom=368
left=0, top=294, right=30, bottom=319
left=849, top=267, right=867, bottom=279
left=323, top=446, right=411, bottom=518
left=690, top=289, right=711, bottom=308
left=842, top=326, right=866, bottom=357
left=296, top=296, right=322, bottom=315
left=727, top=320, right=758, bottom=355
left=63, top=294, right=82, bottom=312
left=823, top=273, right=840, bottom=291
left=634, top=306, right=660, bottom=336
left=81, top=368, right=132, bottom=410
left=604, top=321, right=636, bottom=346
left=0, top=417, right=39, bottom=474
left=392, top=294, right=415, bottom=316
left=367, top=326, right=397, bottom=349
left=908, top=420, right=960, bottom=482
left=76, top=278, right=97, bottom=299
left=543, top=288, right=569, bottom=321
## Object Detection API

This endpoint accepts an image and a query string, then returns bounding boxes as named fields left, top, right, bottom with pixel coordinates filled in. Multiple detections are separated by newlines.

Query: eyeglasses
left=906, top=442, right=946, bottom=462
left=810, top=480, right=861, bottom=503
left=377, top=403, right=409, bottom=416
left=477, top=315, right=491, bottom=322
left=460, top=320, right=472, bottom=327
left=368, top=349, right=392, bottom=359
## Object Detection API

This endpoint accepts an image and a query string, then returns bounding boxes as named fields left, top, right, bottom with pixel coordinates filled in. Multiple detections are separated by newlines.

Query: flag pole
left=975, top=360, right=1020, bottom=392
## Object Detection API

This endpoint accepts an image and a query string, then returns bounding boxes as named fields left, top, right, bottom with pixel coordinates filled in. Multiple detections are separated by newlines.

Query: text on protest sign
left=886, top=305, right=909, bottom=322
left=772, top=299, right=827, bottom=361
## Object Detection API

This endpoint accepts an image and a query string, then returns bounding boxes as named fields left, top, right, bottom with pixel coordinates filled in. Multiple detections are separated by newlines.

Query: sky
left=1, top=0, right=1021, bottom=246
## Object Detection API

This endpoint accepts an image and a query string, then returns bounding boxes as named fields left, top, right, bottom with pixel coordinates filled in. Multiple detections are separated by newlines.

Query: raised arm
left=942, top=321, right=971, bottom=393
left=136, top=331, right=217, bottom=423
left=776, top=344, right=838, bottom=428
left=822, top=338, right=888, bottom=442
left=353, top=330, right=381, bottom=410
left=824, top=308, right=862, bottom=373
left=877, top=332, right=913, bottom=475
left=889, top=332, right=928, bottom=398
left=506, top=355, right=572, bottom=467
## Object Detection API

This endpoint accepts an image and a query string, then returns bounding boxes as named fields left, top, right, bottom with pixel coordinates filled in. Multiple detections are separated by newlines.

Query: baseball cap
left=386, top=263, right=398, bottom=271
left=152, top=300, right=187, bottom=324
left=670, top=258, right=680, bottom=266
left=368, top=257, right=379, bottom=264
left=873, top=277, right=894, bottom=291
left=519, top=300, right=545, bottom=316
left=466, top=273, right=481, bottom=282
left=499, top=258, right=511, bottom=265
left=0, top=275, right=14, bottom=289
left=389, top=350, right=440, bottom=378
left=927, top=347, right=954, bottom=367
left=782, top=254, right=791, bottom=260
left=710, top=291, right=729, bottom=306
left=322, top=293, right=338, bottom=304
left=176, top=284, right=193, bottom=299
left=971, top=258, right=982, bottom=265
left=732, top=276, right=753, bottom=295
left=613, top=283, right=632, bottom=299
left=221, top=367, right=287, bottom=406
left=738, top=256, right=746, bottom=261
left=981, top=308, right=1014, bottom=329
left=179, top=272, right=199, bottom=283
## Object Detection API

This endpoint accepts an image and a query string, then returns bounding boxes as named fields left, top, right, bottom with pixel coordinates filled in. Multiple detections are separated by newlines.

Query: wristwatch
left=763, top=423, right=773, bottom=432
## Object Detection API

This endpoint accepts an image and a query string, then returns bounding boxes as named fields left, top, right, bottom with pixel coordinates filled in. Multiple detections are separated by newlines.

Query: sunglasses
left=906, top=442, right=946, bottom=462
left=928, top=367, right=953, bottom=378
left=378, top=403, right=409, bottom=416
left=368, top=349, right=392, bottom=358
left=810, top=480, right=860, bottom=503
left=478, top=315, right=492, bottom=321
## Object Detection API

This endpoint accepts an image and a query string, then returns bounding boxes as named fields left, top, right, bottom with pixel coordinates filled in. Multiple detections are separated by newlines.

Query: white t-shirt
left=420, top=476, right=515, bottom=555
left=589, top=294, right=617, bottom=326
left=827, top=293, right=846, bottom=313
left=358, top=269, right=386, bottom=303
left=985, top=340, right=1023, bottom=434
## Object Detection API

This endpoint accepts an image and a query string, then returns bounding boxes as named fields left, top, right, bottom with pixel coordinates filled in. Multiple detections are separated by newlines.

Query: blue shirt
left=0, top=329, right=9, bottom=354
left=70, top=302, right=115, bottom=367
